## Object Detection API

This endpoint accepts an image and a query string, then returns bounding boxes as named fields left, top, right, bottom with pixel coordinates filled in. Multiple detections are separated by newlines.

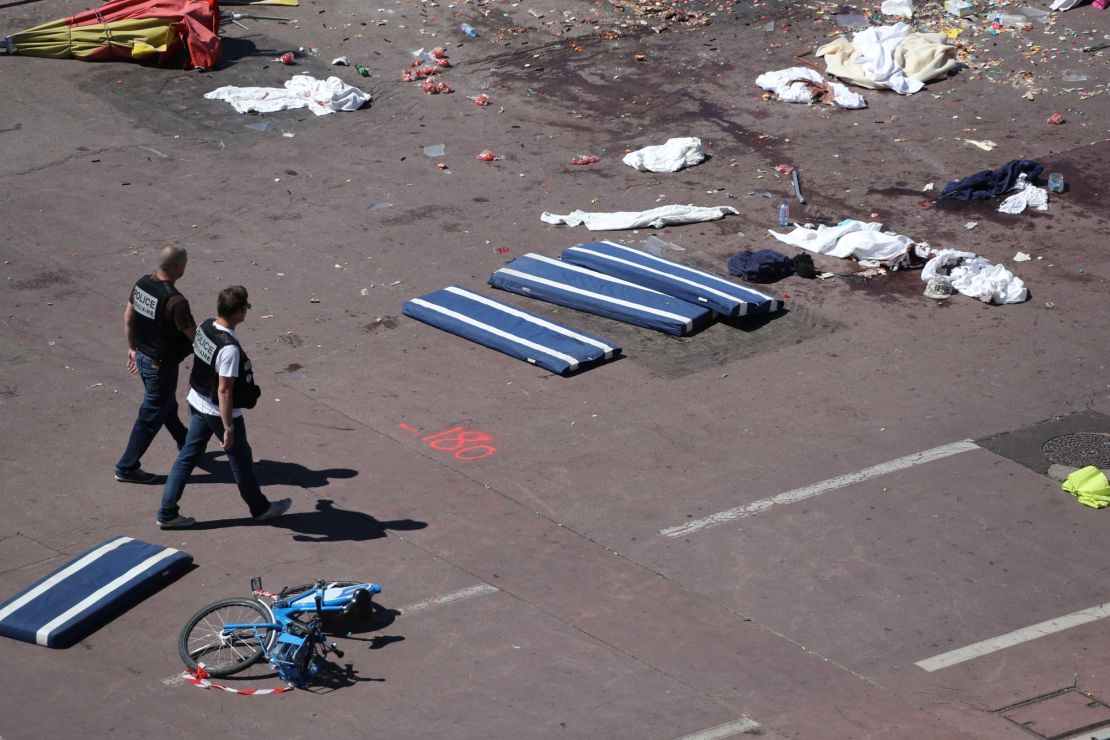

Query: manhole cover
left=999, top=688, right=1110, bottom=739
left=1043, top=433, right=1110, bottom=469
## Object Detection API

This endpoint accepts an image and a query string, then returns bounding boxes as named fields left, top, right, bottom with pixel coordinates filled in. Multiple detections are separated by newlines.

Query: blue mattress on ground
left=488, top=253, right=713, bottom=336
left=561, top=240, right=784, bottom=317
left=402, top=285, right=620, bottom=375
left=0, top=536, right=193, bottom=647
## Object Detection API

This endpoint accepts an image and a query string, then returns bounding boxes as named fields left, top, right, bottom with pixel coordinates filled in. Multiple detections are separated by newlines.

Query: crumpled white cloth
left=998, top=174, right=1049, bottom=214
left=921, top=249, right=1028, bottom=304
left=881, top=0, right=913, bottom=17
left=1050, top=0, right=1080, bottom=9
left=850, top=23, right=923, bottom=95
left=768, top=219, right=911, bottom=262
left=205, top=75, right=371, bottom=116
left=622, top=137, right=706, bottom=172
left=541, top=204, right=738, bottom=231
left=755, top=67, right=868, bottom=109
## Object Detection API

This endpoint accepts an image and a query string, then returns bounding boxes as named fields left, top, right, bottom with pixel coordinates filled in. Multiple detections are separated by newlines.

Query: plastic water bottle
left=459, top=22, right=477, bottom=37
left=778, top=199, right=790, bottom=227
left=354, top=63, right=370, bottom=77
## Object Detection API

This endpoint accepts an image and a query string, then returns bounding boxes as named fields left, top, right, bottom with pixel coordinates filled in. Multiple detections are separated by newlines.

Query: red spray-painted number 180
left=399, top=423, right=497, bottom=461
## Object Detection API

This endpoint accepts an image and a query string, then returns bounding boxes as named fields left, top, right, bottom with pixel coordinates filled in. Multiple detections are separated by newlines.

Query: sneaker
left=157, top=515, right=195, bottom=529
left=254, top=498, right=292, bottom=521
left=115, top=468, right=158, bottom=484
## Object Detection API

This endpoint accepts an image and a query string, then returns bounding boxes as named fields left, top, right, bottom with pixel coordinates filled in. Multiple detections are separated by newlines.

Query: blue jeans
left=116, top=351, right=188, bottom=475
left=158, top=409, right=271, bottom=522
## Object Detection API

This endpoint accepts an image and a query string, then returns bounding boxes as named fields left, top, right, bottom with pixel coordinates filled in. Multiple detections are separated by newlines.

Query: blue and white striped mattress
left=561, top=240, right=783, bottom=316
left=402, top=285, right=620, bottom=375
left=0, top=536, right=193, bottom=648
left=488, top=253, right=713, bottom=336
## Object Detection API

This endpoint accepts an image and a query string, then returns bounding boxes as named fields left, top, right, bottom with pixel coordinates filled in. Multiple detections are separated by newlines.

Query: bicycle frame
left=221, top=579, right=382, bottom=686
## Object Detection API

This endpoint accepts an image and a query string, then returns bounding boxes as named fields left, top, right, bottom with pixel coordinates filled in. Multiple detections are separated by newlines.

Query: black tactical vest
left=131, top=275, right=191, bottom=363
left=188, top=319, right=262, bottom=410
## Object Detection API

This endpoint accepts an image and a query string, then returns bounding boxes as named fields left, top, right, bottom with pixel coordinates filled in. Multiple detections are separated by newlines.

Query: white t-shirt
left=187, top=323, right=244, bottom=419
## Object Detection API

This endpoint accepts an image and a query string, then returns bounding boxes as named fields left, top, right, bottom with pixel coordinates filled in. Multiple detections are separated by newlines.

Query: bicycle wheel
left=178, top=597, right=277, bottom=677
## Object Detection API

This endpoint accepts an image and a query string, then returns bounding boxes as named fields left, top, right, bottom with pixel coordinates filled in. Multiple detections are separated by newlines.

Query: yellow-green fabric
left=8, top=17, right=178, bottom=59
left=1062, top=466, right=1110, bottom=509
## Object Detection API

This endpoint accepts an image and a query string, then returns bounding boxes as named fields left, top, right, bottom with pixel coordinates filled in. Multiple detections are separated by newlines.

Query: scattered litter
left=962, top=139, right=997, bottom=151
left=471, top=94, right=490, bottom=106
left=279, top=51, right=294, bottom=65
left=571, top=155, right=599, bottom=165
left=1048, top=173, right=1065, bottom=193
left=367, top=201, right=393, bottom=212
left=477, top=149, right=496, bottom=161
left=964, top=221, right=978, bottom=230
left=281, top=131, right=294, bottom=138
left=622, top=137, right=706, bottom=173
left=774, top=165, right=794, bottom=175
left=459, top=22, right=477, bottom=37
left=1046, top=112, right=1065, bottom=125
left=541, top=204, right=739, bottom=231
left=496, top=246, right=510, bottom=254
left=792, top=169, right=805, bottom=204
left=816, top=23, right=959, bottom=95
left=205, top=75, right=371, bottom=116
left=244, top=121, right=269, bottom=132
left=423, top=143, right=446, bottom=157
left=922, top=182, right=934, bottom=192
left=360, top=288, right=369, bottom=296
left=332, top=56, right=350, bottom=65
left=756, top=67, right=867, bottom=109
left=309, top=297, right=321, bottom=303
left=1062, top=72, right=1088, bottom=82
left=1013, top=252, right=1032, bottom=262
left=921, top=249, right=1027, bottom=304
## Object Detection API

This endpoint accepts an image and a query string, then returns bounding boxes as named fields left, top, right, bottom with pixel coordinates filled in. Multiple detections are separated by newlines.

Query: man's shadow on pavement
left=190, top=497, right=427, bottom=543
left=190, top=458, right=357, bottom=489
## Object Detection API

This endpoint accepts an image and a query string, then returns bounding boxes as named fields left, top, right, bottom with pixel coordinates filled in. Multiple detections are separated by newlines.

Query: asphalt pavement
left=2, top=0, right=1110, bottom=736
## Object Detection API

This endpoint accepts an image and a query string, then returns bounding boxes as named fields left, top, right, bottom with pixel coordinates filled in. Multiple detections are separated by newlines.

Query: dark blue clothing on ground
left=939, top=159, right=1044, bottom=201
left=727, top=249, right=795, bottom=283
left=115, top=351, right=188, bottom=475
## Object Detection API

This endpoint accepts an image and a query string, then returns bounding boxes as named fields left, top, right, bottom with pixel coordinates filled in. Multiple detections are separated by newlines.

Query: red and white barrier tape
left=253, top=589, right=281, bottom=600
left=181, top=664, right=294, bottom=696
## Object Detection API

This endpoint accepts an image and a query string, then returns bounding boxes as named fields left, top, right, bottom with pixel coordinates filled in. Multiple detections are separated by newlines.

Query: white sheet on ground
left=816, top=24, right=957, bottom=95
left=998, top=175, right=1049, bottom=214
left=541, top=204, right=739, bottom=230
left=754, top=67, right=868, bottom=109
left=205, top=75, right=371, bottom=116
left=622, top=137, right=706, bottom=172
left=767, top=219, right=911, bottom=262
left=921, top=249, right=1028, bottom=304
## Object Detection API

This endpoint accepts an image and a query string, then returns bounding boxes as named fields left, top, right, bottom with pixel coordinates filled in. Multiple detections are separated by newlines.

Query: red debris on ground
left=473, top=94, right=490, bottom=106
left=1046, top=112, right=1065, bottom=125
left=571, top=155, right=599, bottom=165
left=477, top=150, right=496, bottom=161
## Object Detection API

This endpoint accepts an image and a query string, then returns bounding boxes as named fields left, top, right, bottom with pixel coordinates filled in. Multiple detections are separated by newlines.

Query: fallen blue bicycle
left=178, top=578, right=382, bottom=687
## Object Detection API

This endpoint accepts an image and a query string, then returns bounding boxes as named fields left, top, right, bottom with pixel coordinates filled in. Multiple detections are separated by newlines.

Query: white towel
left=205, top=75, right=371, bottom=116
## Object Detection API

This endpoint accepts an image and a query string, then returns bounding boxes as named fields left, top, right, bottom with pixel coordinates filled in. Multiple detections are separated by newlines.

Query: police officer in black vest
left=115, top=245, right=196, bottom=484
left=156, top=285, right=292, bottom=528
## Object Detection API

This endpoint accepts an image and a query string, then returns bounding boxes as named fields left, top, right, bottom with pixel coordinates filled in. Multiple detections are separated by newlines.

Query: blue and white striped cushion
left=0, top=536, right=192, bottom=647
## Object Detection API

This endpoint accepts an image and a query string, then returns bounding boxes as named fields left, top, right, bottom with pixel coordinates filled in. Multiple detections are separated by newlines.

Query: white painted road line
left=397, top=583, right=499, bottom=617
left=916, top=601, right=1110, bottom=672
left=661, top=440, right=979, bottom=538
left=163, top=584, right=500, bottom=686
left=675, top=716, right=764, bottom=739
